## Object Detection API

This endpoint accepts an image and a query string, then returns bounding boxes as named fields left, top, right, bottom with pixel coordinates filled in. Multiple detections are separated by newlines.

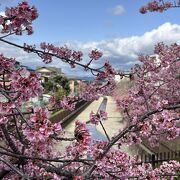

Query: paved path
left=96, top=96, right=126, bottom=138
left=55, top=96, right=145, bottom=156
left=64, top=97, right=103, bottom=132
left=54, top=97, right=103, bottom=151
left=95, top=96, right=143, bottom=156
left=55, top=96, right=179, bottom=158
left=64, top=96, right=124, bottom=137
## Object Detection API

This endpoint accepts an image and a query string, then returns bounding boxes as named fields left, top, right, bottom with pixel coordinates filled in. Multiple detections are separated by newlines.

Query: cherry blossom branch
left=12, top=114, right=27, bottom=146
left=51, top=135, right=75, bottom=141
left=140, top=0, right=180, bottom=13
left=0, top=124, right=21, bottom=154
left=38, top=164, right=74, bottom=179
left=0, top=37, right=131, bottom=77
left=0, top=145, right=14, bottom=153
left=99, top=121, right=110, bottom=141
left=0, top=89, right=32, bottom=126
left=140, top=103, right=180, bottom=122
left=85, top=102, right=180, bottom=177
left=96, top=97, right=110, bottom=141
left=0, top=150, right=94, bottom=163
left=0, top=157, right=30, bottom=180
left=84, top=125, right=134, bottom=178
left=0, top=38, right=102, bottom=73
left=0, top=29, right=26, bottom=39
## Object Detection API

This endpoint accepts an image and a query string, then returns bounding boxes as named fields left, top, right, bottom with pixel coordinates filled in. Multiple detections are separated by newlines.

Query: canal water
left=87, top=124, right=107, bottom=141
left=55, top=97, right=149, bottom=157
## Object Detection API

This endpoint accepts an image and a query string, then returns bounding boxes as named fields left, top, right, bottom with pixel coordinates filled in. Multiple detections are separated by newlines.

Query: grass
left=50, top=109, right=64, bottom=119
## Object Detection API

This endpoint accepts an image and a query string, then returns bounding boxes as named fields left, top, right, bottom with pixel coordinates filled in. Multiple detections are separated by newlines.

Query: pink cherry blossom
left=90, top=110, right=107, bottom=125
left=0, top=1, right=179, bottom=179
left=88, top=49, right=103, bottom=60
left=140, top=0, right=173, bottom=13
left=0, top=116, right=8, bottom=125
left=1, top=1, right=38, bottom=35
left=60, top=96, right=76, bottom=111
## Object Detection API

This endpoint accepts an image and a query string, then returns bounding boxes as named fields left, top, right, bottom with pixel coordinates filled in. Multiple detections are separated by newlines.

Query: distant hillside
left=76, top=76, right=95, bottom=81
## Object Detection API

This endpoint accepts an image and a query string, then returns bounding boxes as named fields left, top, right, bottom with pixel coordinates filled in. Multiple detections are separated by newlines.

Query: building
left=114, top=70, right=130, bottom=83
left=36, top=66, right=94, bottom=96
left=65, top=75, right=83, bottom=96
left=36, top=67, right=63, bottom=83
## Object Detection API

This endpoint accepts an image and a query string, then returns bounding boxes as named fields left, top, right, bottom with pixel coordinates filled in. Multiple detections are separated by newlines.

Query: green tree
left=55, top=87, right=67, bottom=99
left=42, top=75, right=70, bottom=95
left=53, top=75, right=70, bottom=95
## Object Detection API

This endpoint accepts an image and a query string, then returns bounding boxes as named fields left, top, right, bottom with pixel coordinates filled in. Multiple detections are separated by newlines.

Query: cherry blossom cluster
left=89, top=110, right=107, bottom=125
left=40, top=42, right=85, bottom=65
left=0, top=54, right=16, bottom=73
left=65, top=121, right=91, bottom=159
left=0, top=1, right=38, bottom=35
left=23, top=107, right=62, bottom=143
left=49, top=95, right=76, bottom=111
left=88, top=49, right=103, bottom=60
left=92, top=149, right=131, bottom=178
left=90, top=140, right=108, bottom=160
left=130, top=160, right=180, bottom=179
left=118, top=132, right=142, bottom=146
left=10, top=68, right=43, bottom=102
left=60, top=96, right=76, bottom=111
left=0, top=116, right=8, bottom=125
left=0, top=1, right=179, bottom=179
left=153, top=160, right=180, bottom=177
left=74, top=120, right=91, bottom=146
left=115, top=42, right=180, bottom=147
left=81, top=62, right=117, bottom=101
left=140, top=0, right=178, bottom=14
left=0, top=102, right=15, bottom=124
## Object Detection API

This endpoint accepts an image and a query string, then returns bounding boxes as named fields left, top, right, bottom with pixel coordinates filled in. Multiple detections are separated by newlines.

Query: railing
left=127, top=151, right=180, bottom=179
left=137, top=150, right=180, bottom=168
left=50, top=99, right=91, bottom=125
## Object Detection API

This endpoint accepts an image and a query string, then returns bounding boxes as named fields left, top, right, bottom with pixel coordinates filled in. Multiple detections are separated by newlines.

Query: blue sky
left=0, top=0, right=180, bottom=76
left=4, top=0, right=179, bottom=43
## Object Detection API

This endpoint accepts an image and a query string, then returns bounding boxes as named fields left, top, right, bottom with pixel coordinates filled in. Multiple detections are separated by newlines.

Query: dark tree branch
left=0, top=157, right=30, bottom=180
left=0, top=150, right=94, bottom=163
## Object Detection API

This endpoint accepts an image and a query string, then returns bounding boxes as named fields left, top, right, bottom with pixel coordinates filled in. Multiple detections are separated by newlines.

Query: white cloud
left=0, top=23, right=180, bottom=76
left=71, top=22, right=180, bottom=71
left=0, top=11, right=5, bottom=16
left=112, top=5, right=125, bottom=16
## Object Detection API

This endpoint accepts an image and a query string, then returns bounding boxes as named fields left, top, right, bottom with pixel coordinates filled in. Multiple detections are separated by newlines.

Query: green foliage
left=43, top=75, right=70, bottom=95
left=43, top=81, right=54, bottom=93
left=55, top=87, right=67, bottom=99
left=74, top=80, right=78, bottom=86
left=52, top=75, right=70, bottom=94
left=50, top=108, right=64, bottom=119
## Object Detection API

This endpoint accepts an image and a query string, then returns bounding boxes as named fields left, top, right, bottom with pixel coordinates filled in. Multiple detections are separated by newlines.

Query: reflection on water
left=87, top=124, right=149, bottom=157
left=87, top=124, right=107, bottom=141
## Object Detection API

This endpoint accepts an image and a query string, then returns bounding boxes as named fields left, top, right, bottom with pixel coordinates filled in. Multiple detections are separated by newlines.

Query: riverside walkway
left=55, top=96, right=179, bottom=165
left=58, top=96, right=146, bottom=156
